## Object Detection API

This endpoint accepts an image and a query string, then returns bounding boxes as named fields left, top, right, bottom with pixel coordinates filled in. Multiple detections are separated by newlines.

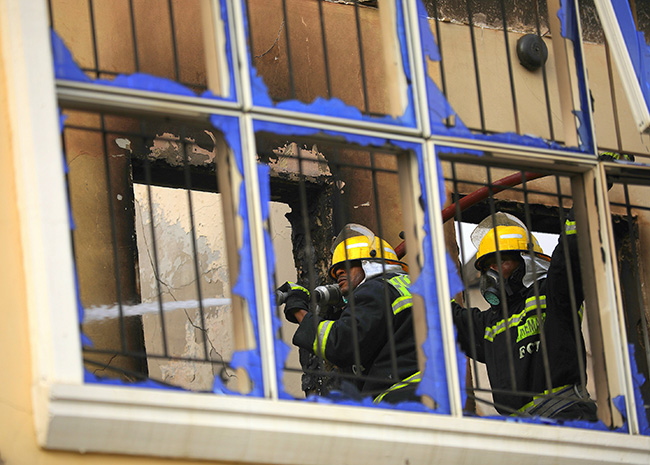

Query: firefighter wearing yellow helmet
left=450, top=211, right=598, bottom=421
left=472, top=214, right=551, bottom=306
left=279, top=224, right=420, bottom=404
left=328, top=224, right=408, bottom=280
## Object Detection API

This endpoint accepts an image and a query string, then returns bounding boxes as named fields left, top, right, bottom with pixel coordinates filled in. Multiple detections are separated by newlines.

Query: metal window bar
left=317, top=0, right=333, bottom=99
left=441, top=154, right=595, bottom=419
left=128, top=0, right=141, bottom=74
left=484, top=166, right=518, bottom=396
left=88, top=0, right=102, bottom=80
left=353, top=0, right=372, bottom=115
left=259, top=132, right=421, bottom=401
left=48, top=0, right=213, bottom=95
left=521, top=173, right=554, bottom=395
left=61, top=108, right=241, bottom=391
left=246, top=0, right=406, bottom=118
left=554, top=175, right=588, bottom=391
left=450, top=163, right=487, bottom=412
left=533, top=0, right=556, bottom=142
left=280, top=0, right=297, bottom=100
left=426, top=0, right=449, bottom=127
left=100, top=114, right=129, bottom=356
left=180, top=126, right=210, bottom=361
left=499, top=0, right=521, bottom=135
left=465, top=0, right=486, bottom=134
left=142, top=145, right=170, bottom=358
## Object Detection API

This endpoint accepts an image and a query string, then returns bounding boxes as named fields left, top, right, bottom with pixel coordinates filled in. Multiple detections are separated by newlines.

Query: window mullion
left=597, top=163, right=641, bottom=435
left=403, top=0, right=431, bottom=137
left=228, top=0, right=253, bottom=110
left=571, top=166, right=629, bottom=429
left=239, top=114, right=278, bottom=399
left=424, top=141, right=462, bottom=416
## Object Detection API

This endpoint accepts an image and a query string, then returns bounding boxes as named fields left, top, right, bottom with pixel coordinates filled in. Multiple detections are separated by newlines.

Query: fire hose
left=277, top=171, right=543, bottom=306
left=393, top=171, right=544, bottom=259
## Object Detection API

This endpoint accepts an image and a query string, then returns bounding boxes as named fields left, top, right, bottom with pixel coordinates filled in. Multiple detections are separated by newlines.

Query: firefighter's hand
left=599, top=152, right=635, bottom=191
left=599, top=151, right=634, bottom=163
left=278, top=281, right=310, bottom=324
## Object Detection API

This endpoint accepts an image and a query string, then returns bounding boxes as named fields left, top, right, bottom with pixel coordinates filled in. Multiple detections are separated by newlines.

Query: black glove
left=278, top=281, right=310, bottom=324
left=599, top=151, right=634, bottom=163
left=599, top=152, right=635, bottom=190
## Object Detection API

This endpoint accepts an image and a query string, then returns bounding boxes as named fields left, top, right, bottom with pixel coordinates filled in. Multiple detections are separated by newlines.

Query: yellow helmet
left=328, top=224, right=408, bottom=279
left=471, top=213, right=550, bottom=271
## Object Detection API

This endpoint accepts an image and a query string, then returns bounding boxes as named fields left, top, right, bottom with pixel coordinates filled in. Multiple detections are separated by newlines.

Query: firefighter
left=279, top=223, right=420, bottom=403
left=452, top=211, right=598, bottom=421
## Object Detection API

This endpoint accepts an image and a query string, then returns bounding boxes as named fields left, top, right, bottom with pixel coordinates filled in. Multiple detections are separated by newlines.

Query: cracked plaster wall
left=134, top=184, right=235, bottom=391
left=134, top=185, right=303, bottom=395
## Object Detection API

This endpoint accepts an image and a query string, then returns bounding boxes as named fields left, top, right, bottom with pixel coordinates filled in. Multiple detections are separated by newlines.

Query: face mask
left=479, top=258, right=526, bottom=306
left=480, top=269, right=501, bottom=306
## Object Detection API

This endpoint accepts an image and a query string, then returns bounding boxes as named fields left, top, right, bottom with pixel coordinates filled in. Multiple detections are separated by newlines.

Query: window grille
left=256, top=130, right=426, bottom=401
left=61, top=108, right=251, bottom=392
left=420, top=0, right=592, bottom=150
left=440, top=152, right=602, bottom=420
left=245, top=0, right=411, bottom=121
left=6, top=0, right=649, bottom=461
left=49, top=0, right=231, bottom=97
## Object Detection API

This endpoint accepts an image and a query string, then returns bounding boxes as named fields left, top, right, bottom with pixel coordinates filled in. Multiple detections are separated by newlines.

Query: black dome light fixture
left=516, top=33, right=548, bottom=71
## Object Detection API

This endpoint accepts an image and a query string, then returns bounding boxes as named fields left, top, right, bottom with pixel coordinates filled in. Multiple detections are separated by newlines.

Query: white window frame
left=4, top=0, right=650, bottom=463
left=593, top=0, right=650, bottom=134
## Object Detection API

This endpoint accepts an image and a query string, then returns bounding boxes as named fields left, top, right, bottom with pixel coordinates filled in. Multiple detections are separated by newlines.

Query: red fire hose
left=394, top=171, right=544, bottom=259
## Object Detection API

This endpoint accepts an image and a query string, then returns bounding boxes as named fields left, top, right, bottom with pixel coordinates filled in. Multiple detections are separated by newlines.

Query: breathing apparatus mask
left=478, top=255, right=526, bottom=307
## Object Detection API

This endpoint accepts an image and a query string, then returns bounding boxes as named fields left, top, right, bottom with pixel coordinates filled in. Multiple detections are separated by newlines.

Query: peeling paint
left=133, top=184, right=234, bottom=391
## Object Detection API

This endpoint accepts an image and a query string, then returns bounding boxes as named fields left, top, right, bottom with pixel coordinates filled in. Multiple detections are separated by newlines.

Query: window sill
left=36, top=382, right=650, bottom=465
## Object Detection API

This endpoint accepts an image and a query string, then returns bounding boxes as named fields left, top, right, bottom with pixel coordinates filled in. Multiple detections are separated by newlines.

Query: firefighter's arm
left=546, top=208, right=583, bottom=314
left=292, top=280, right=389, bottom=367
left=293, top=309, right=307, bottom=323
left=451, top=299, right=487, bottom=363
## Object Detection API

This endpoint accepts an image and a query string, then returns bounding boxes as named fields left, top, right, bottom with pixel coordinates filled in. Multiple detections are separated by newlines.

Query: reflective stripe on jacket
left=293, top=272, right=418, bottom=396
left=451, top=210, right=588, bottom=415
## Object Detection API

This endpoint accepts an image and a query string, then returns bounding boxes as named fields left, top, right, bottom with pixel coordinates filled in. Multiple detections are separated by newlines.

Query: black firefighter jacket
left=292, top=272, right=418, bottom=398
left=452, top=218, right=587, bottom=414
